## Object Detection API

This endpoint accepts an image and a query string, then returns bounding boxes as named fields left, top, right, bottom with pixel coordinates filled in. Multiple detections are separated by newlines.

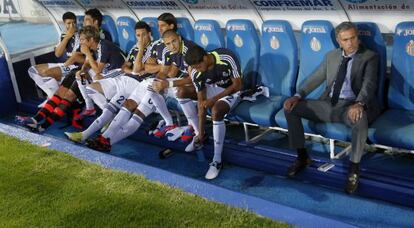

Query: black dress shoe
left=287, top=158, right=312, bottom=177
left=345, top=172, right=360, bottom=194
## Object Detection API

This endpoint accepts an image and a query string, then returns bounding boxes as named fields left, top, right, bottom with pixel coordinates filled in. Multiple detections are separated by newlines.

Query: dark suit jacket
left=297, top=45, right=380, bottom=121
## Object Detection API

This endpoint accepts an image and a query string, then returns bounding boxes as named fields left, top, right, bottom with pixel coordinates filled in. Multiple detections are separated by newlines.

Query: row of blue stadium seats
left=82, top=14, right=414, bottom=151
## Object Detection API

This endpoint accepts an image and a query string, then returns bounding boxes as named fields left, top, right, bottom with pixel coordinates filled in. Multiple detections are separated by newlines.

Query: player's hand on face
left=80, top=44, right=90, bottom=55
left=75, top=70, right=82, bottom=79
left=138, top=37, right=146, bottom=49
left=67, top=23, right=76, bottom=36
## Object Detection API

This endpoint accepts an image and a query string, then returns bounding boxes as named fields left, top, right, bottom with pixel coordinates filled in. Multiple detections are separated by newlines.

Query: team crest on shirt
left=406, top=40, right=414, bottom=56
left=310, top=37, right=321, bottom=52
left=201, top=33, right=209, bottom=47
left=270, top=36, right=280, bottom=50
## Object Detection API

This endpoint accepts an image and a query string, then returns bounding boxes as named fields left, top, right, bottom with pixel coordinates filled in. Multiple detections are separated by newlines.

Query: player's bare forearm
left=55, top=37, right=70, bottom=57
left=144, top=63, right=161, bottom=74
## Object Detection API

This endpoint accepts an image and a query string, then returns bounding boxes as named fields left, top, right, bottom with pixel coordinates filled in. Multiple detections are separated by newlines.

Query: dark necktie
left=331, top=57, right=352, bottom=105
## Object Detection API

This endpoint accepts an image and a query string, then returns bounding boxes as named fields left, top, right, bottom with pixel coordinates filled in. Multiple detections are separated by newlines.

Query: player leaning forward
left=155, top=45, right=242, bottom=179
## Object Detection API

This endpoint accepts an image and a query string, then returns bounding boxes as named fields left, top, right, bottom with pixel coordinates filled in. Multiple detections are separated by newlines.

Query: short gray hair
left=335, top=22, right=358, bottom=37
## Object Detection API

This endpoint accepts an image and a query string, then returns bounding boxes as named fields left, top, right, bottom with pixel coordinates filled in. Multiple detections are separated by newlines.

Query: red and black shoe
left=86, top=135, right=111, bottom=153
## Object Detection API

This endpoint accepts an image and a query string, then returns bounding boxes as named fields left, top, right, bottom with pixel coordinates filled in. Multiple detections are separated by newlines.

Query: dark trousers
left=285, top=99, right=368, bottom=163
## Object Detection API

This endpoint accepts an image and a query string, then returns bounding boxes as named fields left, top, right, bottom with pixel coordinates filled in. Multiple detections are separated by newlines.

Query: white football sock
left=82, top=106, right=116, bottom=140
left=212, top=120, right=225, bottom=163
left=103, top=107, right=132, bottom=140
left=28, top=66, right=58, bottom=98
left=150, top=91, right=174, bottom=126
left=76, top=78, right=94, bottom=110
left=178, top=98, right=199, bottom=135
left=111, top=114, right=143, bottom=144
left=86, top=86, right=107, bottom=110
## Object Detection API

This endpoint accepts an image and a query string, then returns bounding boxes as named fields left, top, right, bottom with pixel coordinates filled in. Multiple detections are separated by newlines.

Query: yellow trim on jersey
left=211, top=51, right=227, bottom=66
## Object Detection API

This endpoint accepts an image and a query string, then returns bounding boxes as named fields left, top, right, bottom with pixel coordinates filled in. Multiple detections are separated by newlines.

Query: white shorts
left=88, top=68, right=123, bottom=81
left=127, top=77, right=154, bottom=104
left=47, top=63, right=77, bottom=82
left=206, top=84, right=241, bottom=110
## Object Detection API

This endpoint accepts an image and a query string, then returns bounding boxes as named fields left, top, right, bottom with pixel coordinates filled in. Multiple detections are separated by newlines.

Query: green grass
left=0, top=133, right=289, bottom=227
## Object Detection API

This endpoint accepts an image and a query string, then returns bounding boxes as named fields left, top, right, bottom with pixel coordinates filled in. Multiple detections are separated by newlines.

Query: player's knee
left=62, top=89, right=76, bottom=102
left=212, top=102, right=229, bottom=121
left=133, top=109, right=146, bottom=120
left=137, top=102, right=153, bottom=117
left=211, top=107, right=225, bottom=121
left=123, top=99, right=137, bottom=112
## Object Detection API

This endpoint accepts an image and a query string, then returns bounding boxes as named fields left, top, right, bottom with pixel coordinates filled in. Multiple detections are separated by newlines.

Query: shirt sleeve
left=191, top=69, right=205, bottom=92
left=225, top=53, right=242, bottom=79
left=126, top=46, right=136, bottom=64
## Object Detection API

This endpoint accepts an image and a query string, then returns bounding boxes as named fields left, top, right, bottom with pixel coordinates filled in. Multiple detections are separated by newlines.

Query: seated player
left=28, top=11, right=80, bottom=103
left=16, top=26, right=124, bottom=132
left=64, top=21, right=154, bottom=144
left=83, top=14, right=183, bottom=152
left=155, top=45, right=243, bottom=179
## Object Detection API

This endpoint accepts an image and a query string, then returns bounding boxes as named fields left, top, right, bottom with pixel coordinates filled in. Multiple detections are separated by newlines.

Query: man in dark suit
left=283, top=22, right=380, bottom=194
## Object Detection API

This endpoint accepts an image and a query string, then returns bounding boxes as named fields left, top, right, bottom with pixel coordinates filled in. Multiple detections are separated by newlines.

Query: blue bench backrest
left=76, top=15, right=84, bottom=30
left=102, top=15, right=119, bottom=44
left=141, top=17, right=160, bottom=41
left=388, top=21, right=414, bottom=111
left=116, top=16, right=137, bottom=53
left=260, top=20, right=298, bottom=97
left=226, top=19, right=260, bottom=89
left=194, top=19, right=225, bottom=51
left=355, top=22, right=387, bottom=109
left=177, top=17, right=194, bottom=41
left=297, top=20, right=337, bottom=99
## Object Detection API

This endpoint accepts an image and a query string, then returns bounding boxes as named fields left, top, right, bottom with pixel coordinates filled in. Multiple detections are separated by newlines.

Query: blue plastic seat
left=315, top=22, right=387, bottom=141
left=116, top=16, right=137, bottom=53
left=368, top=21, right=414, bottom=149
left=101, top=15, right=119, bottom=44
left=234, top=20, right=298, bottom=127
left=226, top=19, right=260, bottom=90
left=275, top=20, right=337, bottom=133
left=194, top=19, right=225, bottom=51
left=141, top=17, right=160, bottom=41
left=177, top=17, right=194, bottom=41
left=76, top=15, right=84, bottom=30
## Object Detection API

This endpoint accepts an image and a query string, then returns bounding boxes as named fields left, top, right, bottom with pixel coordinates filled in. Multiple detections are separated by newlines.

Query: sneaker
left=181, top=125, right=194, bottom=142
left=86, top=135, right=111, bottom=152
left=64, top=132, right=84, bottom=143
left=153, top=124, right=177, bottom=138
left=74, top=108, right=96, bottom=120
left=205, top=161, right=222, bottom=180
left=185, top=135, right=203, bottom=152
left=31, top=124, right=46, bottom=133
left=15, top=116, right=38, bottom=128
